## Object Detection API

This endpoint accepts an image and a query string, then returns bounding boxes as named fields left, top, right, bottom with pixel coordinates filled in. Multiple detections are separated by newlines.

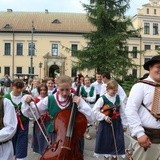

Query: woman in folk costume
left=80, top=76, right=96, bottom=140
left=31, top=83, right=51, bottom=155
left=0, top=97, right=17, bottom=160
left=4, top=79, right=29, bottom=160
left=46, top=77, right=57, bottom=95
left=92, top=80, right=128, bottom=160
left=21, top=75, right=93, bottom=154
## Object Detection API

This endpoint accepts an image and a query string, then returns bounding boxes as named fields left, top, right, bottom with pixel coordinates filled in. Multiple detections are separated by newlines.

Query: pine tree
left=75, top=0, right=139, bottom=79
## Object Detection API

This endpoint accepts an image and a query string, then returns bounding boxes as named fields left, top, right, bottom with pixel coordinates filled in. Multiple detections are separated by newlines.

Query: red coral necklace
left=56, top=91, right=71, bottom=107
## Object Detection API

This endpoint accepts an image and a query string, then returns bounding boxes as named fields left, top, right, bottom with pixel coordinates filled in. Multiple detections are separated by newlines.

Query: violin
left=100, top=105, right=112, bottom=116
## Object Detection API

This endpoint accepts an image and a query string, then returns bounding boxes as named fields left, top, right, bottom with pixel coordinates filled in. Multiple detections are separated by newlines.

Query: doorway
left=49, top=65, right=59, bottom=78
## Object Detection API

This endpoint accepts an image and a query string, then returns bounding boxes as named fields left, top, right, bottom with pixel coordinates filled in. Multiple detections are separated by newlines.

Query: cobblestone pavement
left=27, top=121, right=130, bottom=160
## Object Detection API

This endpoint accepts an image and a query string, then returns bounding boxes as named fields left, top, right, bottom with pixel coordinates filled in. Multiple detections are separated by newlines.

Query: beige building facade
left=0, top=0, right=160, bottom=80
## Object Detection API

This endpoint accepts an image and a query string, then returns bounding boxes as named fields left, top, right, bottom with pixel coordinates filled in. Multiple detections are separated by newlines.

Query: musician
left=21, top=75, right=93, bottom=155
left=125, top=55, right=160, bottom=160
left=92, top=80, right=127, bottom=160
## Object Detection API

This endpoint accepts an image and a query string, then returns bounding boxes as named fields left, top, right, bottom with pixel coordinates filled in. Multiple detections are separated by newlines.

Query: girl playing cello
left=21, top=75, right=93, bottom=159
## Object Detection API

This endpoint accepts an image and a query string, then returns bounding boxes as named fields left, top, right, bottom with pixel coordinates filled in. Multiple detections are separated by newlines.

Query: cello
left=40, top=76, right=87, bottom=160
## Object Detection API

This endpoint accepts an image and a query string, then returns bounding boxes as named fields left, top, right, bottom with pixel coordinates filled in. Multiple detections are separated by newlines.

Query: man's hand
left=137, top=134, right=151, bottom=150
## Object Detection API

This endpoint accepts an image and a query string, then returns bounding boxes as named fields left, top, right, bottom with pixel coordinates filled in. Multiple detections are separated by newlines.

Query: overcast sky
left=0, top=0, right=149, bottom=16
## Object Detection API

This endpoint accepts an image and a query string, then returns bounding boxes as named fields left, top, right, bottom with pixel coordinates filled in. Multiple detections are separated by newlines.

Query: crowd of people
left=0, top=55, right=160, bottom=160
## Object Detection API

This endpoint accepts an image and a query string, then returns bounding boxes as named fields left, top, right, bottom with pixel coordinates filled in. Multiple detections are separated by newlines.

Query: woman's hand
left=25, top=95, right=34, bottom=104
left=73, top=95, right=80, bottom=105
left=104, top=116, right=112, bottom=123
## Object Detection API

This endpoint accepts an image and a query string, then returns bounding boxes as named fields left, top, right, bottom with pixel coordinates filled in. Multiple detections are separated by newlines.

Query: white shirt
left=91, top=81, right=103, bottom=95
left=0, top=98, right=17, bottom=160
left=21, top=94, right=94, bottom=123
left=125, top=76, right=160, bottom=138
left=92, top=93, right=128, bottom=127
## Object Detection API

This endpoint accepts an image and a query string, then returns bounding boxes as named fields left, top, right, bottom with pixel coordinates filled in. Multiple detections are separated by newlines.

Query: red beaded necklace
left=56, top=91, right=71, bottom=107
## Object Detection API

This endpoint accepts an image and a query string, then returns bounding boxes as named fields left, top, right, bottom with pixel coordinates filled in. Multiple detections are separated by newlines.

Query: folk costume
left=80, top=85, right=96, bottom=108
left=126, top=76, right=160, bottom=160
left=92, top=93, right=127, bottom=159
left=31, top=97, right=51, bottom=155
left=0, top=98, right=17, bottom=160
left=4, top=92, right=29, bottom=160
left=21, top=92, right=93, bottom=152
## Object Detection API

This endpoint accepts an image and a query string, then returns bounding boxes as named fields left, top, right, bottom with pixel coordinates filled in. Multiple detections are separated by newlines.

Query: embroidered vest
left=102, top=95, right=120, bottom=118
left=0, top=96, right=4, bottom=129
left=80, top=86, right=94, bottom=98
left=47, top=95, right=72, bottom=132
left=4, top=93, right=28, bottom=122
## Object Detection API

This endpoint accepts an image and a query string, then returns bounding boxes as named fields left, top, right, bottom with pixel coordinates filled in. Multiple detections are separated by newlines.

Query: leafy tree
left=75, top=0, right=139, bottom=79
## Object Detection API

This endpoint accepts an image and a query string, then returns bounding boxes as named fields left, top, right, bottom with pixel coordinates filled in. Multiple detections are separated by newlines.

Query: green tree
left=75, top=0, right=139, bottom=79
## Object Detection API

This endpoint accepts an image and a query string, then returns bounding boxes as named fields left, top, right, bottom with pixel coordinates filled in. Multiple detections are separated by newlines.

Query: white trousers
left=130, top=137, right=160, bottom=160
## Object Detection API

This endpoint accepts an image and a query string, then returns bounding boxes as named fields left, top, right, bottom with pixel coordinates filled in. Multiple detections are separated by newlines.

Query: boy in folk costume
left=92, top=80, right=127, bottom=160
left=125, top=55, right=160, bottom=160
left=4, top=79, right=29, bottom=160
left=21, top=75, right=93, bottom=155
left=0, top=97, right=17, bottom=160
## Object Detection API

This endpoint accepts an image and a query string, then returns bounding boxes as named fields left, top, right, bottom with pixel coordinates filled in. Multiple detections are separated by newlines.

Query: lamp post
left=30, top=21, right=35, bottom=75
left=39, top=62, right=43, bottom=79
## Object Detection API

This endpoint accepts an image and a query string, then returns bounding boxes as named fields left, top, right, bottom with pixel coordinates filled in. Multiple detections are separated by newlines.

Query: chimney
left=7, top=9, right=13, bottom=12
left=45, top=9, right=48, bottom=14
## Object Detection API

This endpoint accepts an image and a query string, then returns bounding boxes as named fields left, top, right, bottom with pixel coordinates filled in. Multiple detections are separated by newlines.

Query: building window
left=144, top=57, right=151, bottom=64
left=16, top=43, right=23, bottom=55
left=71, top=44, right=78, bottom=56
left=155, top=45, right=160, bottom=50
left=4, top=67, right=10, bottom=76
left=28, top=43, right=35, bottom=56
left=16, top=67, right=22, bottom=74
left=71, top=67, right=77, bottom=77
left=147, top=8, right=149, bottom=14
left=144, top=45, right=151, bottom=50
left=132, top=69, right=137, bottom=78
left=51, top=44, right=58, bottom=56
left=153, top=23, right=158, bottom=35
left=28, top=67, right=34, bottom=74
left=144, top=23, right=150, bottom=34
left=154, top=9, right=157, bottom=15
left=4, top=43, right=11, bottom=55
left=132, top=47, right=137, bottom=58
left=124, top=46, right=129, bottom=57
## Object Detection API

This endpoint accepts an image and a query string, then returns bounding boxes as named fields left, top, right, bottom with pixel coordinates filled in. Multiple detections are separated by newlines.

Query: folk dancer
left=4, top=79, right=29, bottom=160
left=0, top=96, right=17, bottom=160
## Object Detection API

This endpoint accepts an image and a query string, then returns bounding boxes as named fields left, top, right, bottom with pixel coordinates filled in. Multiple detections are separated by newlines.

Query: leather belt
left=0, top=140, right=10, bottom=145
left=133, top=127, right=160, bottom=144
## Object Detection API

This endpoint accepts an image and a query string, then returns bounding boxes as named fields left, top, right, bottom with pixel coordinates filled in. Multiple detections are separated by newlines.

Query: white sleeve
left=92, top=97, right=106, bottom=121
left=125, top=83, right=145, bottom=138
left=78, top=98, right=94, bottom=123
left=0, top=98, right=17, bottom=142
left=117, top=84, right=127, bottom=104
left=21, top=95, right=48, bottom=119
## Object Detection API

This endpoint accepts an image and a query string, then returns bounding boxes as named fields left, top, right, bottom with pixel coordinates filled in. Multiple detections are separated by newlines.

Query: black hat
left=143, top=55, right=160, bottom=71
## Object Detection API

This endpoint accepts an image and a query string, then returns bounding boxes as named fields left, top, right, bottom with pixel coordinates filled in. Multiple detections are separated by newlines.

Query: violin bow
left=28, top=102, right=51, bottom=145
left=110, top=121, right=120, bottom=160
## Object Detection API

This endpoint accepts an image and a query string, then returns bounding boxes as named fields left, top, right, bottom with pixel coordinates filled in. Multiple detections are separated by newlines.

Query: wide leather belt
left=0, top=140, right=10, bottom=145
left=144, top=127, right=160, bottom=144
